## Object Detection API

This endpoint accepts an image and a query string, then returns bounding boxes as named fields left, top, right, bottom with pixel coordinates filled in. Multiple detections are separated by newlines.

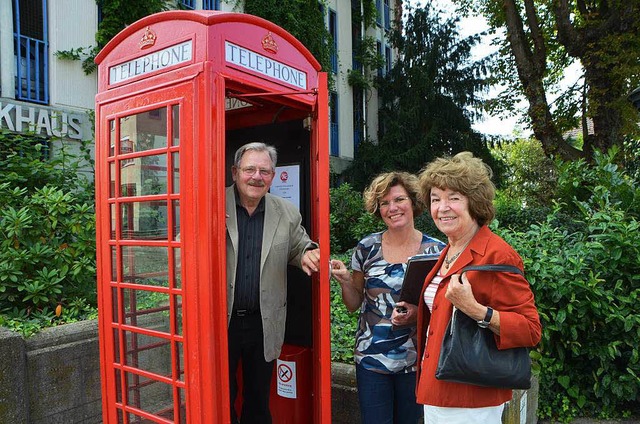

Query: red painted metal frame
left=96, top=11, right=331, bottom=424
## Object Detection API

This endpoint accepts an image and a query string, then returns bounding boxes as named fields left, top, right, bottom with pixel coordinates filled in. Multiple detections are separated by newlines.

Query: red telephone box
left=94, top=11, right=331, bottom=423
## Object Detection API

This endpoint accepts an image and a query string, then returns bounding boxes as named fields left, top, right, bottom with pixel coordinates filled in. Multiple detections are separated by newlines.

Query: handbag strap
left=460, top=264, right=523, bottom=275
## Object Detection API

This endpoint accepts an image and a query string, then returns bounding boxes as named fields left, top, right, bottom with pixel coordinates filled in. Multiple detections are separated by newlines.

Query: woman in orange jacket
left=392, top=152, right=541, bottom=423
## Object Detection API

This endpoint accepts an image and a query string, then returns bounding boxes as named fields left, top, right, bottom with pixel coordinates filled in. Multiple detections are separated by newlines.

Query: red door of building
left=95, top=11, right=331, bottom=424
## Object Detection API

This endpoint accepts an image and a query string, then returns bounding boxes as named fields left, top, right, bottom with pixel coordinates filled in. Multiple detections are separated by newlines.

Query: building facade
left=0, top=0, right=402, bottom=177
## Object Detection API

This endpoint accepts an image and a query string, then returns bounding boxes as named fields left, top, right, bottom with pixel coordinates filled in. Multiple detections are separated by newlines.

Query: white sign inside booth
left=271, top=165, right=301, bottom=211
left=276, top=359, right=297, bottom=399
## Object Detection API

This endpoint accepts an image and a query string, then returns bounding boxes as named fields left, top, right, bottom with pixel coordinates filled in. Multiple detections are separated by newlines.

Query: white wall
left=47, top=0, right=99, bottom=110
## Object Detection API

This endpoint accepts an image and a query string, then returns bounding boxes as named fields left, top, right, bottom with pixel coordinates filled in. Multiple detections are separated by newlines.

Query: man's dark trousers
left=228, top=311, right=275, bottom=424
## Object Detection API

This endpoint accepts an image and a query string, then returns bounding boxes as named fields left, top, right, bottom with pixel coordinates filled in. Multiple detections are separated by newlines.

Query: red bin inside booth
left=270, top=344, right=313, bottom=423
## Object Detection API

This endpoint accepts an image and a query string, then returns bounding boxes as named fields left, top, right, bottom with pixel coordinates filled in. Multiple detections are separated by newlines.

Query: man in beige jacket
left=225, top=142, right=320, bottom=424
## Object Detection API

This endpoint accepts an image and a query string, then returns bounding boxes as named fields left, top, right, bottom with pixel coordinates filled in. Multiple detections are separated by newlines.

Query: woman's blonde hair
left=363, top=171, right=424, bottom=218
left=418, top=152, right=495, bottom=226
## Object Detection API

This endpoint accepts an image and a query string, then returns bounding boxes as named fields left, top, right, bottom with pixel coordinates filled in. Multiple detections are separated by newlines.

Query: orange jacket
left=416, top=225, right=541, bottom=407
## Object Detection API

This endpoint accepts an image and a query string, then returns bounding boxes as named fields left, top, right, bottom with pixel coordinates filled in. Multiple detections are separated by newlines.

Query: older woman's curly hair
left=418, top=152, right=495, bottom=227
left=363, top=171, right=424, bottom=218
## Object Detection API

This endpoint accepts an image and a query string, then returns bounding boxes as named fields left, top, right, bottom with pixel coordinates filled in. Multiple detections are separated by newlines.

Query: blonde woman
left=331, top=171, right=445, bottom=424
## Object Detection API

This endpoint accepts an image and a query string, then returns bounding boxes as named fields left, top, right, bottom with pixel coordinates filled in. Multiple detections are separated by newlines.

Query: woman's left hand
left=391, top=301, right=418, bottom=326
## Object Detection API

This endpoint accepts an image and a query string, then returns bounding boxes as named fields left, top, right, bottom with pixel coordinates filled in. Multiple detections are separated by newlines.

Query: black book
left=398, top=254, right=440, bottom=306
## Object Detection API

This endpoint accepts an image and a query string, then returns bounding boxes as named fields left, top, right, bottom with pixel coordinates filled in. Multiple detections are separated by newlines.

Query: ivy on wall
left=240, top=0, right=333, bottom=79
left=349, top=0, right=384, bottom=92
left=241, top=0, right=383, bottom=94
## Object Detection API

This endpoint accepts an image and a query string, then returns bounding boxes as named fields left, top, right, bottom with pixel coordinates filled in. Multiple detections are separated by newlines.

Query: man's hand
left=301, top=248, right=320, bottom=275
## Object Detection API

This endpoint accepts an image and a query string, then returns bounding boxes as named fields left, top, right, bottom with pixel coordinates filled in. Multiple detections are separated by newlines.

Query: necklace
left=443, top=250, right=463, bottom=269
left=443, top=241, right=471, bottom=269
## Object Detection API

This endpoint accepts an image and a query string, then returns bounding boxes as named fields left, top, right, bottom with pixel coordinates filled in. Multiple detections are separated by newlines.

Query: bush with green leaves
left=0, top=131, right=97, bottom=337
left=329, top=183, right=385, bottom=253
left=554, top=147, right=639, bottom=219
left=329, top=252, right=359, bottom=362
left=496, top=149, right=640, bottom=421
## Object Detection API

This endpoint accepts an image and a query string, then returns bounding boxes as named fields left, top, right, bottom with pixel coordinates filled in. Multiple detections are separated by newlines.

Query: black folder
left=398, top=254, right=439, bottom=306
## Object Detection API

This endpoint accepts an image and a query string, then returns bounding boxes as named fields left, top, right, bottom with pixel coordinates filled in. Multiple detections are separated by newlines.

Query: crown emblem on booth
left=261, top=32, right=278, bottom=54
left=139, top=27, right=157, bottom=49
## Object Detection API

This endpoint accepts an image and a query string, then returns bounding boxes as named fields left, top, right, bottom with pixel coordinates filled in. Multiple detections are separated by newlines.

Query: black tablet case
left=398, top=255, right=439, bottom=306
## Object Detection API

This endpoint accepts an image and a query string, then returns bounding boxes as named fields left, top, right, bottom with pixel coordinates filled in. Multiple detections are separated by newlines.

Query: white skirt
left=423, top=403, right=505, bottom=424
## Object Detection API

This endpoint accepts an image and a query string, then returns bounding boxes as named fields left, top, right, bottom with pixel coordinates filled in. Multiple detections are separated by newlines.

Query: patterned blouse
left=351, top=232, right=445, bottom=374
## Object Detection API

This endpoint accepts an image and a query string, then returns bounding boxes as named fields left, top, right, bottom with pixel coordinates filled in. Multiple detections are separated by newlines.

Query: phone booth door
left=96, top=83, right=193, bottom=424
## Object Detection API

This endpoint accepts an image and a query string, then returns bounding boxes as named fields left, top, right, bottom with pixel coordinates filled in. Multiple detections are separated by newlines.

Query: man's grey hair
left=233, top=142, right=278, bottom=170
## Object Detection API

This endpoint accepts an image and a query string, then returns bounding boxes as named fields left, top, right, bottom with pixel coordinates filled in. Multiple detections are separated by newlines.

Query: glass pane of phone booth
left=107, top=104, right=185, bottom=423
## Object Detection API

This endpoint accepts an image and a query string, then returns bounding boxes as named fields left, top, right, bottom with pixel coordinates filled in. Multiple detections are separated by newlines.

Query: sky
left=407, top=0, right=527, bottom=138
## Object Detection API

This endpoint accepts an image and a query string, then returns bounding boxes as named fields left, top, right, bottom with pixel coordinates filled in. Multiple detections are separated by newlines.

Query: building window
left=351, top=21, right=362, bottom=72
left=384, top=0, right=391, bottom=30
left=385, top=45, right=392, bottom=74
left=180, top=0, right=195, bottom=9
left=330, top=92, right=339, bottom=156
left=329, top=9, right=338, bottom=74
left=352, top=88, right=364, bottom=153
left=13, top=0, right=49, bottom=104
left=202, top=0, right=220, bottom=10
left=377, top=41, right=383, bottom=77
left=376, top=0, right=382, bottom=27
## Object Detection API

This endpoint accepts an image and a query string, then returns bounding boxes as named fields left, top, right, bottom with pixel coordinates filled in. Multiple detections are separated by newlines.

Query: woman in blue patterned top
left=331, top=171, right=445, bottom=424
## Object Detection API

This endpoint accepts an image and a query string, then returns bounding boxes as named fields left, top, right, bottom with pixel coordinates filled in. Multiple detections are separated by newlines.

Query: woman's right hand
left=332, top=261, right=366, bottom=313
left=330, top=259, right=351, bottom=285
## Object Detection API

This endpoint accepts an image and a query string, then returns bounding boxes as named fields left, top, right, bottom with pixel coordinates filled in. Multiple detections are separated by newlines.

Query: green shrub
left=496, top=149, right=640, bottom=421
left=494, top=194, right=584, bottom=235
left=555, top=147, right=639, bottom=219
left=330, top=252, right=359, bottom=362
left=0, top=131, right=96, bottom=337
left=491, top=137, right=557, bottom=206
left=329, top=183, right=384, bottom=253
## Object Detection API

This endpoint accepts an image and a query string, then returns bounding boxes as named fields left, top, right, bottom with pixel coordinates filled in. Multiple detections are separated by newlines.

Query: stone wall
left=0, top=320, right=102, bottom=424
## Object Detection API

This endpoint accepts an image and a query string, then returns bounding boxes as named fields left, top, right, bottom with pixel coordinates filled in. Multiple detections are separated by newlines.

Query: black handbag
left=434, top=264, right=532, bottom=389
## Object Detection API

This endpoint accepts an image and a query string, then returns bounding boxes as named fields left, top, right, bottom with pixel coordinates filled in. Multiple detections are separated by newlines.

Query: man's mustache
left=248, top=180, right=266, bottom=187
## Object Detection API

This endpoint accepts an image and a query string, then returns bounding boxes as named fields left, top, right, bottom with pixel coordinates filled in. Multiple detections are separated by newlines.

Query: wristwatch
left=477, top=306, right=493, bottom=328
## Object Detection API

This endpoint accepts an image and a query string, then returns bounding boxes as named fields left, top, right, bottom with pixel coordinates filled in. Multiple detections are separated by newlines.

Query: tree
left=492, top=137, right=556, bottom=206
left=457, top=0, right=640, bottom=162
left=343, top=3, right=501, bottom=191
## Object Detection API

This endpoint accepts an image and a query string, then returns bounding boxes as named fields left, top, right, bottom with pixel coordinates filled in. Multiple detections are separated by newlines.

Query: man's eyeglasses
left=379, top=195, right=410, bottom=208
left=240, top=166, right=274, bottom=177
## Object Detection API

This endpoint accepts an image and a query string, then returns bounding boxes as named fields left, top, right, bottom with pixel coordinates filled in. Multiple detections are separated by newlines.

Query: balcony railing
left=180, top=0, right=195, bottom=9
left=15, top=34, right=48, bottom=104
left=202, top=0, right=220, bottom=9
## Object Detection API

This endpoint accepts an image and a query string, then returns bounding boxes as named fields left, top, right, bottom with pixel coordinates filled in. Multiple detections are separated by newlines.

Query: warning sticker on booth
left=276, top=359, right=297, bottom=399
